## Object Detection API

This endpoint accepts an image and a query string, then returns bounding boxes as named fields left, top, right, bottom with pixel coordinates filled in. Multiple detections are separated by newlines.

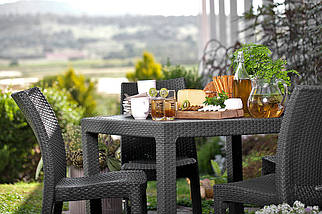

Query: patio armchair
left=213, top=85, right=322, bottom=213
left=12, top=87, right=147, bottom=214
left=120, top=77, right=202, bottom=214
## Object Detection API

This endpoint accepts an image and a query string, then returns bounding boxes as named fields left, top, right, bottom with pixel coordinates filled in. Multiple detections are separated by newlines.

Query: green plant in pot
left=64, top=125, right=121, bottom=171
left=231, top=44, right=298, bottom=118
left=35, top=125, right=121, bottom=180
left=231, top=43, right=298, bottom=86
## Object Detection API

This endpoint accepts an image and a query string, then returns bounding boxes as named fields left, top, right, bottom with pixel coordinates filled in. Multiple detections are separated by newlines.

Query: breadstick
left=223, top=76, right=229, bottom=93
left=216, top=76, right=224, bottom=93
left=212, top=77, right=220, bottom=93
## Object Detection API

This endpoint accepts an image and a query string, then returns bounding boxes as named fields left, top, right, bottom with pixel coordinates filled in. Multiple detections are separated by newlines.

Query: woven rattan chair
left=213, top=85, right=322, bottom=213
left=120, top=78, right=202, bottom=213
left=12, top=87, right=147, bottom=214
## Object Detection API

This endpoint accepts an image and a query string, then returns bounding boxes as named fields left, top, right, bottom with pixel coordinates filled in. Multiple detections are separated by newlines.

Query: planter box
left=69, top=166, right=122, bottom=214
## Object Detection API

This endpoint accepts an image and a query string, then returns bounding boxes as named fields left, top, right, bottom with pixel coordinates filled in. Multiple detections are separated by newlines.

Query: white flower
left=256, top=201, right=320, bottom=214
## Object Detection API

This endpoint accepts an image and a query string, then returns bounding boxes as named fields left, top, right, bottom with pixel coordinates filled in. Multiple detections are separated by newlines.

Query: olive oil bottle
left=233, top=51, right=252, bottom=117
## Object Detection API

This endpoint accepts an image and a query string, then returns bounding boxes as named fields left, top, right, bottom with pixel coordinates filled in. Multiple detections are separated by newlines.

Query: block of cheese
left=224, top=98, right=243, bottom=110
left=177, top=89, right=206, bottom=108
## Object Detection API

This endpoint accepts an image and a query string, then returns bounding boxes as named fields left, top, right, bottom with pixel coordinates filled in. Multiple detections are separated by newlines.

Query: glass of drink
left=151, top=91, right=165, bottom=121
left=163, top=90, right=177, bottom=120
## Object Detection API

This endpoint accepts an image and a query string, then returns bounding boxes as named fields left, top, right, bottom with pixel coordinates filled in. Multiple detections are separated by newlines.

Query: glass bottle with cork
left=233, top=51, right=252, bottom=117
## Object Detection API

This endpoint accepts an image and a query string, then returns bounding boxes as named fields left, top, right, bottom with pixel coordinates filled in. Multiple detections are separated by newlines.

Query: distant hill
left=0, top=13, right=199, bottom=64
left=0, top=0, right=81, bottom=16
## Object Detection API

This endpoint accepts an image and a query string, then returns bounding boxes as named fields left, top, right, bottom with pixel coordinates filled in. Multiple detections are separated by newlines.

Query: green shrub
left=43, top=87, right=84, bottom=132
left=34, top=68, right=97, bottom=117
left=197, top=137, right=224, bottom=175
left=0, top=91, right=36, bottom=183
left=0, top=88, right=83, bottom=183
left=126, top=51, right=163, bottom=81
left=57, top=68, right=97, bottom=116
left=34, top=75, right=58, bottom=88
left=95, top=94, right=120, bottom=116
left=242, top=135, right=277, bottom=179
left=162, top=61, right=203, bottom=89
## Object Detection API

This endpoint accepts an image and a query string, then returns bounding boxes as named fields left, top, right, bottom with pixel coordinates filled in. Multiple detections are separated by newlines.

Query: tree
left=244, top=0, right=321, bottom=85
left=126, top=51, right=163, bottom=81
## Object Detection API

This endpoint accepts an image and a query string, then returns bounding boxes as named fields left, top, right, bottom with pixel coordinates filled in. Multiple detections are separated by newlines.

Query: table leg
left=155, top=135, right=177, bottom=214
left=226, top=135, right=244, bottom=214
left=82, top=131, right=102, bottom=214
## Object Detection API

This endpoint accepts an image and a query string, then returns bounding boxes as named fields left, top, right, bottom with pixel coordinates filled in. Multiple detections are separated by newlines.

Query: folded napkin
left=124, top=92, right=148, bottom=101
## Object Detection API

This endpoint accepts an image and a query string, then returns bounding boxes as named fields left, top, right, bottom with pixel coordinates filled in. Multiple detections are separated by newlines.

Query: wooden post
left=209, top=0, right=216, bottom=39
left=244, top=0, right=254, bottom=43
left=230, top=0, right=238, bottom=46
left=219, top=0, right=227, bottom=46
left=200, top=0, right=210, bottom=57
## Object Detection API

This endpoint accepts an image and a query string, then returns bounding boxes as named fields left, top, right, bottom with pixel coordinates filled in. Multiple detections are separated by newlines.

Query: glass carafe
left=233, top=51, right=252, bottom=117
left=247, top=78, right=288, bottom=118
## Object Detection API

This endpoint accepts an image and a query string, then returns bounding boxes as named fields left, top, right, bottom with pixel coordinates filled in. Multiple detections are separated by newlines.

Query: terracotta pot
left=68, top=166, right=123, bottom=214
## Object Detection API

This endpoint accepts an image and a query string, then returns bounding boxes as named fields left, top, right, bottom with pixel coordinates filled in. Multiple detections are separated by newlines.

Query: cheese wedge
left=177, top=89, right=206, bottom=108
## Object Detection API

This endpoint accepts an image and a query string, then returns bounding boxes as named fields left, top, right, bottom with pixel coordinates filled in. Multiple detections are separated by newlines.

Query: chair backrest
left=12, top=87, right=66, bottom=186
left=120, top=78, right=197, bottom=163
left=276, top=85, right=322, bottom=204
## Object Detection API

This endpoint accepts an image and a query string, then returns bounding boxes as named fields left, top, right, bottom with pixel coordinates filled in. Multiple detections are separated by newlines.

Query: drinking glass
left=163, top=90, right=177, bottom=120
left=151, top=91, right=165, bottom=121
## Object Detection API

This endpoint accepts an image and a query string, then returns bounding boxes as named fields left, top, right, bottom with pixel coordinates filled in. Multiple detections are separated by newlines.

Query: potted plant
left=231, top=43, right=298, bottom=88
left=64, top=125, right=122, bottom=214
left=230, top=44, right=299, bottom=118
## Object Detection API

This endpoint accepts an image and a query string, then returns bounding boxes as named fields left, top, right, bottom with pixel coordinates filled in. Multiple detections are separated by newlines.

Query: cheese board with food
left=176, top=109, right=244, bottom=120
left=176, top=76, right=244, bottom=120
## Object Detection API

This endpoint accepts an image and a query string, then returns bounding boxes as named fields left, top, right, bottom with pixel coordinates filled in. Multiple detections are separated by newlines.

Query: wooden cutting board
left=176, top=109, right=244, bottom=120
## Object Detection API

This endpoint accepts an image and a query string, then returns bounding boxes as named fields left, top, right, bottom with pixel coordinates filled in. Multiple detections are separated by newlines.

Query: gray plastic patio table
left=81, top=115, right=282, bottom=214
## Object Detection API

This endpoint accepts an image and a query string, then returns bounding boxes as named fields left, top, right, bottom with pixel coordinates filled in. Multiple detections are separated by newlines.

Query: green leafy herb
left=231, top=43, right=298, bottom=87
left=203, top=91, right=228, bottom=108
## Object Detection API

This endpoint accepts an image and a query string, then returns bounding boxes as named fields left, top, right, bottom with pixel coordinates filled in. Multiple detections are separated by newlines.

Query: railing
left=200, top=0, right=261, bottom=50
left=198, top=0, right=268, bottom=83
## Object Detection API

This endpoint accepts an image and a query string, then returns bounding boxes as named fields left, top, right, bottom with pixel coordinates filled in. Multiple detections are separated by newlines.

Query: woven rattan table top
left=82, top=115, right=282, bottom=138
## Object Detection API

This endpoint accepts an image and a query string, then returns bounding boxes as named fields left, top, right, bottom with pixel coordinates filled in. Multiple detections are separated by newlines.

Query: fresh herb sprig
left=204, top=91, right=229, bottom=108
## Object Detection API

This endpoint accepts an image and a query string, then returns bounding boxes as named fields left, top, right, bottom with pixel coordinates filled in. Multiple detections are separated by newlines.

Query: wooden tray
left=176, top=109, right=244, bottom=120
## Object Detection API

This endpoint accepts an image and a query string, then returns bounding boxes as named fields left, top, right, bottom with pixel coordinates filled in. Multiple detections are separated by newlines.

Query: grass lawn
left=0, top=180, right=259, bottom=214
left=0, top=179, right=214, bottom=213
left=0, top=182, right=43, bottom=213
left=0, top=58, right=134, bottom=80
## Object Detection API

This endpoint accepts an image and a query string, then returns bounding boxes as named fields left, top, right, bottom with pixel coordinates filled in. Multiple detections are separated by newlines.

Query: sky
left=0, top=0, right=266, bottom=16
left=0, top=0, right=201, bottom=16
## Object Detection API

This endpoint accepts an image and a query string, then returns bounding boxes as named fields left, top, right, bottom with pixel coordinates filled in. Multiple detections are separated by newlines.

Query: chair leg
left=129, top=185, right=147, bottom=214
left=189, top=167, right=202, bottom=214
left=124, top=199, right=131, bottom=214
left=86, top=199, right=102, bottom=214
left=41, top=191, right=55, bottom=214
left=53, top=201, right=63, bottom=214
left=214, top=199, right=226, bottom=214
